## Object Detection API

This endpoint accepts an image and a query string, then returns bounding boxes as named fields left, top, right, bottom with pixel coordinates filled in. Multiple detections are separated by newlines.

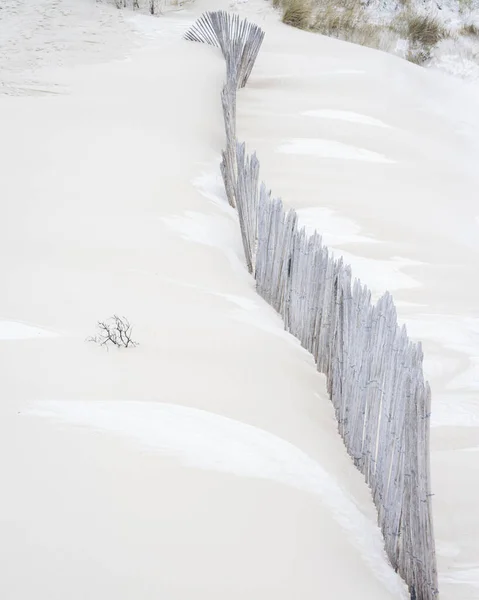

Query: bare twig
left=86, top=315, right=138, bottom=349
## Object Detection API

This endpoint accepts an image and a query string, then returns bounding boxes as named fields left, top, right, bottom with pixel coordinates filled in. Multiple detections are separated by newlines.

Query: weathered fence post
left=185, top=12, right=438, bottom=600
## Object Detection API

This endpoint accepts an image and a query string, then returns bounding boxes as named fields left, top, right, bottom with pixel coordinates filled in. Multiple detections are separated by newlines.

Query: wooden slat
left=188, top=11, right=439, bottom=600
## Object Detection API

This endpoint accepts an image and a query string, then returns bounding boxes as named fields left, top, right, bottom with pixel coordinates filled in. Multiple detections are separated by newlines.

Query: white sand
left=278, top=138, right=396, bottom=163
left=235, top=4, right=479, bottom=598
left=23, top=397, right=408, bottom=591
left=296, top=206, right=380, bottom=245
left=0, top=321, right=60, bottom=340
left=0, top=2, right=407, bottom=599
left=303, top=109, right=392, bottom=128
left=0, top=1, right=477, bottom=599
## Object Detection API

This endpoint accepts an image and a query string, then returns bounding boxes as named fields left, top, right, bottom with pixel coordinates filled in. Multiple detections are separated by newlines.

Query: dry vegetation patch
left=277, top=0, right=455, bottom=65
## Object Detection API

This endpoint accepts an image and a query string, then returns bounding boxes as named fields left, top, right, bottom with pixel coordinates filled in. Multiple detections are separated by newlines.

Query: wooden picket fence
left=185, top=12, right=438, bottom=600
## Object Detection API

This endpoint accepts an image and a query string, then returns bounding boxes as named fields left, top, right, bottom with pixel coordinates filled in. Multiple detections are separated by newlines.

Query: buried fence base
left=185, top=11, right=438, bottom=600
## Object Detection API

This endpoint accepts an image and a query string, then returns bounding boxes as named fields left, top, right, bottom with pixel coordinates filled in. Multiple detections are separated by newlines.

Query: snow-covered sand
left=0, top=1, right=477, bottom=599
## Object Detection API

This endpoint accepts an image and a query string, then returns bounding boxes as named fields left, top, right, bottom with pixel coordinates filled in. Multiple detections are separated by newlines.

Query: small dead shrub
left=114, top=0, right=138, bottom=7
left=87, top=315, right=138, bottom=349
left=406, top=44, right=432, bottom=65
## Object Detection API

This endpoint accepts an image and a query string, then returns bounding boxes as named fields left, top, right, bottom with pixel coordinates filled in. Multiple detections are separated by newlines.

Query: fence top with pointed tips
left=184, top=11, right=265, bottom=88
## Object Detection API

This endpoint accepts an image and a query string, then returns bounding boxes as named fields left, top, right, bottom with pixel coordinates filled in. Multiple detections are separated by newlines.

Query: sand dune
left=0, top=1, right=477, bottom=599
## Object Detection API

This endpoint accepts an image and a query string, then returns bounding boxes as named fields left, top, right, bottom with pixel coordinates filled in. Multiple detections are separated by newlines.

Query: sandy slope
left=0, top=2, right=408, bottom=599
left=0, top=1, right=477, bottom=599
left=233, top=4, right=479, bottom=598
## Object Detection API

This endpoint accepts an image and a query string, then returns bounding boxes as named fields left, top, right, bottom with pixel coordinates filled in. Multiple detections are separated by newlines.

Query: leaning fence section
left=185, top=11, right=438, bottom=600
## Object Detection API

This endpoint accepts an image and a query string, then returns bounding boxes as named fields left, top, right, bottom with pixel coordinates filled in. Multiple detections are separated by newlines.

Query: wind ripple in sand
left=296, top=207, right=380, bottom=246
left=278, top=138, right=395, bottom=163
left=303, top=109, right=392, bottom=129
left=259, top=70, right=366, bottom=80
left=405, top=314, right=479, bottom=427
left=26, top=399, right=408, bottom=598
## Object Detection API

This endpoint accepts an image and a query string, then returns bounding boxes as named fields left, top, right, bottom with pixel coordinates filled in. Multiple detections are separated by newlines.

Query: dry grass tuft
left=391, top=10, right=451, bottom=64
left=311, top=0, right=360, bottom=37
left=277, top=0, right=389, bottom=51
left=282, top=0, right=312, bottom=29
left=275, top=0, right=454, bottom=68
left=308, top=0, right=385, bottom=49
left=404, top=13, right=449, bottom=47
left=460, top=23, right=479, bottom=36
